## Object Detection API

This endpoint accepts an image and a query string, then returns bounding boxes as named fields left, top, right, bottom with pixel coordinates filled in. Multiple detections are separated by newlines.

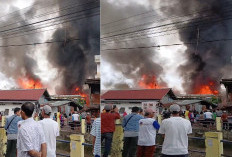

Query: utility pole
left=195, top=27, right=200, bottom=54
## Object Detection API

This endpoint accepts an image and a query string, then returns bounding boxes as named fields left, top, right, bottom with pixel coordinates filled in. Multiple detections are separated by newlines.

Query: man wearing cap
left=101, top=104, right=120, bottom=157
left=159, top=104, right=192, bottom=157
left=122, top=106, right=143, bottom=157
left=137, top=108, right=160, bottom=157
left=39, top=105, right=59, bottom=157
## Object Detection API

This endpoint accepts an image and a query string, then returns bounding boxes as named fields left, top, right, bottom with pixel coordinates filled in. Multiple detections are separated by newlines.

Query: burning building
left=101, top=0, right=232, bottom=95
left=101, top=88, right=176, bottom=114
left=0, top=89, right=50, bottom=116
left=0, top=0, right=100, bottom=96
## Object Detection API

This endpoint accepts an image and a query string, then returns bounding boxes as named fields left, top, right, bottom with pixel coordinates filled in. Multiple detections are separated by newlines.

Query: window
left=5, top=109, right=9, bottom=116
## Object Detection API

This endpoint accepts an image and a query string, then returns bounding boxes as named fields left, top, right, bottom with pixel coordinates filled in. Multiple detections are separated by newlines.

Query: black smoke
left=0, top=0, right=100, bottom=94
left=159, top=0, right=232, bottom=93
left=0, top=3, right=42, bottom=85
left=47, top=0, right=100, bottom=94
left=101, top=1, right=166, bottom=89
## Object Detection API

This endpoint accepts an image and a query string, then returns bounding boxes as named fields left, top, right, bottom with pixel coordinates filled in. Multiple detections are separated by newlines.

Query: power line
left=0, top=37, right=99, bottom=48
left=101, top=10, right=232, bottom=44
left=101, top=7, right=232, bottom=40
left=0, top=0, right=98, bottom=30
left=101, top=38, right=232, bottom=51
left=0, top=0, right=44, bottom=20
left=0, top=4, right=99, bottom=36
left=101, top=0, right=232, bottom=27
left=102, top=3, right=232, bottom=36
left=0, top=11, right=99, bottom=40
left=0, top=8, right=99, bottom=38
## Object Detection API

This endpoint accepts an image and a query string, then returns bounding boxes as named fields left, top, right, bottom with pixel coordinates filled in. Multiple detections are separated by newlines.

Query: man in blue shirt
left=5, top=107, right=22, bottom=157
left=122, top=107, right=144, bottom=157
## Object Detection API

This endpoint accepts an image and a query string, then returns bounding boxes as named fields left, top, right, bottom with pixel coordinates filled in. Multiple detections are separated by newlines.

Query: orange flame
left=18, top=77, right=43, bottom=89
left=74, top=87, right=90, bottom=106
left=139, top=75, right=162, bottom=89
left=194, top=82, right=219, bottom=95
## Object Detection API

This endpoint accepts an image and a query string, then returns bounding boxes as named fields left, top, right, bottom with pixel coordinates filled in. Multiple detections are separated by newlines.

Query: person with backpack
left=122, top=107, right=143, bottom=157
left=5, top=108, right=22, bottom=157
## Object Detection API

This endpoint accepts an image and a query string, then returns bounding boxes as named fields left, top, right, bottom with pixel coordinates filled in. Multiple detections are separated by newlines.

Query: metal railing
left=56, top=139, right=93, bottom=157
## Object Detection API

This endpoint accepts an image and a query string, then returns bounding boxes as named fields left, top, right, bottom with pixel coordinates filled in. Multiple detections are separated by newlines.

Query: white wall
left=0, top=104, right=22, bottom=117
left=101, top=103, right=142, bottom=115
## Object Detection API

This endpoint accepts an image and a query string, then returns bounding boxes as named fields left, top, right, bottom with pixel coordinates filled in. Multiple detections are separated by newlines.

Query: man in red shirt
left=101, top=104, right=120, bottom=157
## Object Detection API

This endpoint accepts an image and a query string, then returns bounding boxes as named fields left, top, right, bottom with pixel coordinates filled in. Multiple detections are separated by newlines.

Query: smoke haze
left=101, top=0, right=232, bottom=94
left=0, top=0, right=100, bottom=94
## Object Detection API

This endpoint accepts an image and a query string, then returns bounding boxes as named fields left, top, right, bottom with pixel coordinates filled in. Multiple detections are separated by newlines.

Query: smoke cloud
left=102, top=0, right=232, bottom=94
left=0, top=0, right=100, bottom=94
left=158, top=0, right=232, bottom=93
left=101, top=0, right=166, bottom=90
left=47, top=0, right=100, bottom=94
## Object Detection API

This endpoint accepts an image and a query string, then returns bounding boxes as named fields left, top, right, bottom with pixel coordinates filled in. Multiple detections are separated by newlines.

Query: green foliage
left=211, top=96, right=221, bottom=104
left=74, top=98, right=86, bottom=107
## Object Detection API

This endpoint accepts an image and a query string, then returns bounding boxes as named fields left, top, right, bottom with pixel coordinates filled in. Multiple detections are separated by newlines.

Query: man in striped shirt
left=90, top=117, right=101, bottom=157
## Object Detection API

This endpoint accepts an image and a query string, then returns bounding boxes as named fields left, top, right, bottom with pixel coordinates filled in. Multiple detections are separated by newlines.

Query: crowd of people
left=162, top=107, right=231, bottom=130
left=101, top=104, right=192, bottom=157
left=4, top=102, right=100, bottom=157
left=5, top=102, right=59, bottom=157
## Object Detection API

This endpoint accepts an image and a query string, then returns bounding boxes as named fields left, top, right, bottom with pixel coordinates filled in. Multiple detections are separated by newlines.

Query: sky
left=101, top=0, right=187, bottom=93
left=0, top=0, right=100, bottom=95
left=101, top=0, right=231, bottom=95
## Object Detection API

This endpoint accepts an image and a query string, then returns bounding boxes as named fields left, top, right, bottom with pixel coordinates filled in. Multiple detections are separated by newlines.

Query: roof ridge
left=0, top=88, right=46, bottom=91
left=104, top=88, right=171, bottom=92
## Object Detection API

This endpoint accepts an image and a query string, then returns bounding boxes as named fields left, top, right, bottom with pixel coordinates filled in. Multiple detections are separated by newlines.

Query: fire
left=194, top=82, right=219, bottom=95
left=18, top=77, right=43, bottom=89
left=74, top=87, right=90, bottom=106
left=139, top=75, right=162, bottom=89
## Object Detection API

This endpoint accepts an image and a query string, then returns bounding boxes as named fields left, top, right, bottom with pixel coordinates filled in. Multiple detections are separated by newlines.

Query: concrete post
left=70, top=134, right=84, bottom=157
left=1, top=116, right=5, bottom=127
left=205, top=132, right=223, bottom=157
left=81, top=119, right=86, bottom=134
left=35, top=116, right=39, bottom=121
left=57, top=112, right=60, bottom=131
left=157, top=114, right=162, bottom=125
left=0, top=128, right=7, bottom=156
left=216, top=117, right=222, bottom=131
left=111, top=119, right=123, bottom=157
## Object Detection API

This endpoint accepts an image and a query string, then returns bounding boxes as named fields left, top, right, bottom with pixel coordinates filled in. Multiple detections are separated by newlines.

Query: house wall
left=101, top=102, right=146, bottom=115
left=161, top=95, right=174, bottom=104
left=0, top=103, right=22, bottom=117
left=39, top=95, right=49, bottom=104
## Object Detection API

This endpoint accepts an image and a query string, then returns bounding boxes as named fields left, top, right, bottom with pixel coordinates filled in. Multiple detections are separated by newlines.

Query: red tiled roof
left=0, top=89, right=49, bottom=101
left=101, top=88, right=173, bottom=100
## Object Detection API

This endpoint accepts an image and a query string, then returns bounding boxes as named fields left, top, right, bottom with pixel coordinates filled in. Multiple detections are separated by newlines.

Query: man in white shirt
left=159, top=104, right=192, bottom=157
left=72, top=112, right=80, bottom=121
left=137, top=108, right=160, bottom=157
left=39, top=105, right=59, bottom=157
left=17, top=102, right=47, bottom=157
left=72, top=112, right=80, bottom=128
left=204, top=110, right=213, bottom=119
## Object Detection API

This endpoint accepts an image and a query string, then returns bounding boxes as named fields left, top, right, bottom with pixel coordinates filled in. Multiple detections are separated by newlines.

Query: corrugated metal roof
left=0, top=89, right=49, bottom=101
left=101, top=88, right=174, bottom=100
left=176, top=100, right=202, bottom=105
left=49, top=101, right=71, bottom=107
